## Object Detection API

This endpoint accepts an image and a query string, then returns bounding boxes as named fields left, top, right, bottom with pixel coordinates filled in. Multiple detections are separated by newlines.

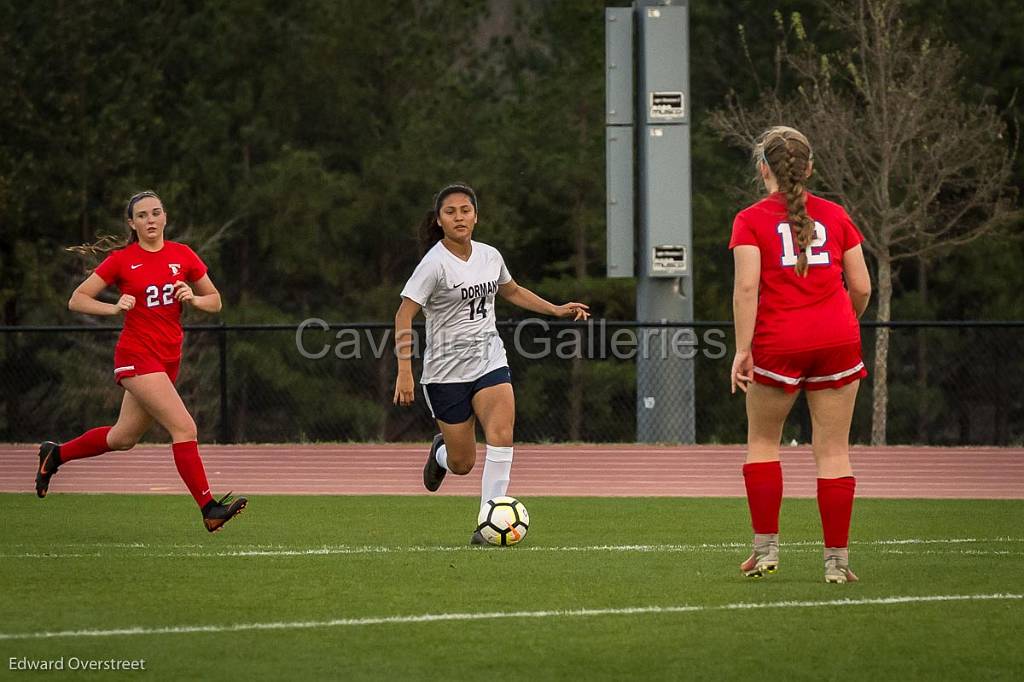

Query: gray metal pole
left=634, top=0, right=695, bottom=443
left=605, top=7, right=635, bottom=278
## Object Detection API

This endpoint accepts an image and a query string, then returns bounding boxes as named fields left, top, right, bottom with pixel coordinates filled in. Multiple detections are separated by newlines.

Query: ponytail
left=418, top=210, right=444, bottom=253
left=66, top=189, right=156, bottom=259
left=65, top=233, right=136, bottom=258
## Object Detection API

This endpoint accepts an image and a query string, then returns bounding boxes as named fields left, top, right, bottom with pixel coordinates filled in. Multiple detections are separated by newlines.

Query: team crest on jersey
left=169, top=263, right=181, bottom=276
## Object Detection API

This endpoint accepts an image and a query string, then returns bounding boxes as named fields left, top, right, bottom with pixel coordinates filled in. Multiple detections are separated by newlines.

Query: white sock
left=481, top=444, right=513, bottom=507
left=435, top=444, right=449, bottom=471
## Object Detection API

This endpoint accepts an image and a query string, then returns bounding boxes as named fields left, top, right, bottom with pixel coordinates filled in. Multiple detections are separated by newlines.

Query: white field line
left=0, top=593, right=1019, bottom=642
left=7, top=548, right=1022, bottom=559
left=879, top=549, right=1022, bottom=556
left=2, top=537, right=1021, bottom=560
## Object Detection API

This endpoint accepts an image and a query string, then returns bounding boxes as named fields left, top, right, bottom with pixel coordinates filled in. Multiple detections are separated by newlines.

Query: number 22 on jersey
left=145, top=283, right=176, bottom=308
left=777, top=221, right=830, bottom=268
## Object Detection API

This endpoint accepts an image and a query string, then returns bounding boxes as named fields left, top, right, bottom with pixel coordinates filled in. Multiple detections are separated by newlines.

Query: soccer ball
left=476, top=496, right=529, bottom=546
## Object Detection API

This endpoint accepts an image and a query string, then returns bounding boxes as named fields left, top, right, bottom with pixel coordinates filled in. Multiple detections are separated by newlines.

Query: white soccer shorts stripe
left=804, top=362, right=865, bottom=383
left=113, top=365, right=136, bottom=374
left=753, top=361, right=864, bottom=385
left=421, top=385, right=436, bottom=419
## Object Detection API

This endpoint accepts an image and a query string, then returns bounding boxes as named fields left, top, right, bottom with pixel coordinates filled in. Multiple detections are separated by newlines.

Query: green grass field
left=1, top=494, right=1021, bottom=679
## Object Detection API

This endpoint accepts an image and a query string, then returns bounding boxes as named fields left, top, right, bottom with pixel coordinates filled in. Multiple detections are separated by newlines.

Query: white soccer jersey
left=400, top=240, right=513, bottom=384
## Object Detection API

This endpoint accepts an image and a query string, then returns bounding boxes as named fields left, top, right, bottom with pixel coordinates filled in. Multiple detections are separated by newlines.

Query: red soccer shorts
left=113, top=347, right=181, bottom=385
left=752, top=342, right=866, bottom=393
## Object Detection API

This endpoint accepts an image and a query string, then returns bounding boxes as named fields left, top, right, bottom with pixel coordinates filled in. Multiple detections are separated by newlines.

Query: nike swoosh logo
left=452, top=282, right=464, bottom=288
left=131, top=264, right=142, bottom=269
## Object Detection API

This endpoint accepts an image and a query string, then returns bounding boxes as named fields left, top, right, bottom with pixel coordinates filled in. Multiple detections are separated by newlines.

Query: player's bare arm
left=177, top=274, right=222, bottom=313
left=497, top=280, right=590, bottom=320
left=68, top=272, right=133, bottom=316
left=731, top=245, right=760, bottom=394
left=842, top=244, right=871, bottom=317
left=393, top=297, right=421, bottom=406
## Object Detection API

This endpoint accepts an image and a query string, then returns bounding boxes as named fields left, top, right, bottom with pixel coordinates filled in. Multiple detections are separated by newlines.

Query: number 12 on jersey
left=468, top=298, right=487, bottom=320
left=777, top=221, right=831, bottom=267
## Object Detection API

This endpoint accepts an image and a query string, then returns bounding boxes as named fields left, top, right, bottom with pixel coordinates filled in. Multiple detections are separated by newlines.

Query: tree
left=709, top=0, right=1019, bottom=444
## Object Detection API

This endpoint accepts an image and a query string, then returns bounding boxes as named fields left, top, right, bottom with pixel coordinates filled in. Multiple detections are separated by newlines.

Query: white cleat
left=740, top=533, right=779, bottom=578
left=824, top=548, right=859, bottom=584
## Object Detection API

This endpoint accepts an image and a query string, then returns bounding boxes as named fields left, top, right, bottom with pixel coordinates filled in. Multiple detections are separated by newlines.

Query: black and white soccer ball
left=476, top=496, right=530, bottom=546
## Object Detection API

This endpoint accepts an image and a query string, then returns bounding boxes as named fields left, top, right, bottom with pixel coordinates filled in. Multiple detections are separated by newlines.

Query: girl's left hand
left=553, top=302, right=590, bottom=321
left=173, top=281, right=194, bottom=304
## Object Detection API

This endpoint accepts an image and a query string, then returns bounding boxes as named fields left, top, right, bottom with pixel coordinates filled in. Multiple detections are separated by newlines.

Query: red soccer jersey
left=94, top=241, right=208, bottom=362
left=728, top=192, right=863, bottom=353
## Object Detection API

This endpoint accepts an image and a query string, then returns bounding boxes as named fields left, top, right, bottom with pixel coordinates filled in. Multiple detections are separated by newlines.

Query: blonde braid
left=785, top=148, right=814, bottom=277
left=760, top=127, right=814, bottom=277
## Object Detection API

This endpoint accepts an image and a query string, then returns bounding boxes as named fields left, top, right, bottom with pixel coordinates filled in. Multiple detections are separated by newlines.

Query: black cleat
left=202, top=492, right=248, bottom=533
left=470, top=529, right=489, bottom=546
left=423, top=433, right=447, bottom=492
left=35, top=441, right=62, bottom=498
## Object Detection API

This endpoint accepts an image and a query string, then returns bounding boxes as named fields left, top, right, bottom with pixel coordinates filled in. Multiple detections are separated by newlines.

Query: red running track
left=2, top=444, right=1021, bottom=499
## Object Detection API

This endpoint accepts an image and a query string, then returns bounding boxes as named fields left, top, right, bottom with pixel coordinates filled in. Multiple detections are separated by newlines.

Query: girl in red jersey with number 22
left=35, top=191, right=247, bottom=532
left=729, top=127, right=871, bottom=583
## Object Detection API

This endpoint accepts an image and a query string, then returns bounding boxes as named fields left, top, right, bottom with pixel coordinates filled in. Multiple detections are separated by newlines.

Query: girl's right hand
left=393, top=372, right=415, bottom=406
left=116, top=295, right=136, bottom=312
left=730, top=349, right=754, bottom=394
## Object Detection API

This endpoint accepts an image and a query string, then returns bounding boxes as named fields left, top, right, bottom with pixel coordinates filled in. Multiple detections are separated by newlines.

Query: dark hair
left=125, top=190, right=160, bottom=222
left=418, top=183, right=478, bottom=252
left=754, top=127, right=815, bottom=277
left=67, top=190, right=162, bottom=258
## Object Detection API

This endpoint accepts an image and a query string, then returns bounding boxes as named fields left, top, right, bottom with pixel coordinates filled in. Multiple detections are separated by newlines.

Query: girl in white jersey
left=394, top=183, right=589, bottom=544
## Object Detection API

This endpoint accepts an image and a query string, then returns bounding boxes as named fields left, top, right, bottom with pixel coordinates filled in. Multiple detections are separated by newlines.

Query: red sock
left=817, top=476, right=856, bottom=548
left=171, top=441, right=214, bottom=508
left=60, top=426, right=113, bottom=462
left=743, top=461, right=783, bottom=534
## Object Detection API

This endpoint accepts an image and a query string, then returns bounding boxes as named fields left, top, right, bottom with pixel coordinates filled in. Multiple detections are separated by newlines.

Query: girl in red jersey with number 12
left=729, top=127, right=871, bottom=583
left=36, top=191, right=247, bottom=532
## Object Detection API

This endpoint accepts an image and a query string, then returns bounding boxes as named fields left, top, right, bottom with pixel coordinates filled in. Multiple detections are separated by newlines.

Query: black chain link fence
left=2, top=321, right=1022, bottom=446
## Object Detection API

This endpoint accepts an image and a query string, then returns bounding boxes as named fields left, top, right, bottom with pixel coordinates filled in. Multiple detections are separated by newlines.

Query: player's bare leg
left=741, top=383, right=799, bottom=576
left=427, top=415, right=489, bottom=544
left=435, top=417, right=478, bottom=474
left=472, top=384, right=515, bottom=503
left=35, top=388, right=154, bottom=498
left=807, top=381, right=860, bottom=582
left=471, top=383, right=515, bottom=448
left=806, top=381, right=858, bottom=479
left=122, top=372, right=246, bottom=531
left=106, top=390, right=155, bottom=450
left=423, top=416, right=476, bottom=491
left=470, top=383, right=516, bottom=545
left=745, top=382, right=799, bottom=464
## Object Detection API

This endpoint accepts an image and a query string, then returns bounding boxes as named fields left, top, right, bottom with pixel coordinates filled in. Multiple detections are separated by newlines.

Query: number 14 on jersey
left=468, top=299, right=487, bottom=320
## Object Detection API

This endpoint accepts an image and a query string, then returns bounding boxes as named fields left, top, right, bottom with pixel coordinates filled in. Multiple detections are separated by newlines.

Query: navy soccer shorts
left=422, top=367, right=512, bottom=424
